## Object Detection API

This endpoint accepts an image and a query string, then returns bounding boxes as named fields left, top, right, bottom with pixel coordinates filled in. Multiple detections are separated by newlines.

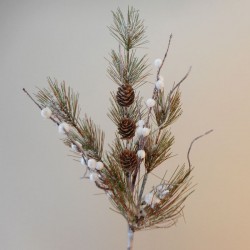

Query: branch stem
left=156, top=34, right=173, bottom=80
left=127, top=225, right=134, bottom=250
left=138, top=173, right=148, bottom=204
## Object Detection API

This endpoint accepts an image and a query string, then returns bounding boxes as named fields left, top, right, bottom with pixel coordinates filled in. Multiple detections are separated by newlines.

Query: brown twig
left=187, top=129, right=213, bottom=170
left=156, top=34, right=173, bottom=80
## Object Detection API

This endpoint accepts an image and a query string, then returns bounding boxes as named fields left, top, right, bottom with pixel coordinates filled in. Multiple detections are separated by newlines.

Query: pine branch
left=135, top=165, right=194, bottom=231
left=109, top=7, right=148, bottom=51
left=23, top=6, right=213, bottom=240
left=153, top=67, right=191, bottom=133
left=77, top=116, right=105, bottom=160
left=144, top=130, right=174, bottom=172
left=24, top=80, right=105, bottom=162
left=154, top=87, right=182, bottom=129
left=36, top=78, right=81, bottom=128
left=107, top=49, right=150, bottom=87
left=23, top=88, right=60, bottom=125
left=108, top=92, right=144, bottom=126
left=103, top=150, right=137, bottom=221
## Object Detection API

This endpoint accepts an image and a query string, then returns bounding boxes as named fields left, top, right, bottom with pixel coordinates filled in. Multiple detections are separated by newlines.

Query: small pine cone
left=116, top=84, right=135, bottom=107
left=119, top=149, right=138, bottom=173
left=118, top=118, right=136, bottom=140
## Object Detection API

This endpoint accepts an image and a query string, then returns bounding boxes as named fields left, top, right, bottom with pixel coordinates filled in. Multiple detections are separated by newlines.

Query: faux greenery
left=23, top=6, right=212, bottom=250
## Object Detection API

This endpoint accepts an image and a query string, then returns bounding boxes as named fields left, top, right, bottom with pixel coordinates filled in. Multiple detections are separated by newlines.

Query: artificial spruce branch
left=23, top=6, right=212, bottom=250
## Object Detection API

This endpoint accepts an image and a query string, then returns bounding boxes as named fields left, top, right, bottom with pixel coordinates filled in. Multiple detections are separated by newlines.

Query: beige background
left=1, top=0, right=250, bottom=249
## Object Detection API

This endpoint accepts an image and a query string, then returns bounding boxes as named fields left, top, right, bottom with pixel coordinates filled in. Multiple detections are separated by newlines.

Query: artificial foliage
left=23, top=6, right=212, bottom=250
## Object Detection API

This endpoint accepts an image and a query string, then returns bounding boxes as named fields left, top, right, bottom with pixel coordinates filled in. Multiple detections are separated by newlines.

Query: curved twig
left=187, top=129, right=213, bottom=170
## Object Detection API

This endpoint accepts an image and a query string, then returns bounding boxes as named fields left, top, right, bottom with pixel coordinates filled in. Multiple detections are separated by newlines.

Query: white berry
left=137, top=150, right=146, bottom=159
left=142, top=127, right=150, bottom=137
left=87, top=159, right=97, bottom=170
left=96, top=161, right=104, bottom=171
left=155, top=80, right=164, bottom=90
left=41, top=107, right=52, bottom=119
left=58, top=122, right=70, bottom=134
left=146, top=98, right=156, bottom=108
left=154, top=58, right=162, bottom=68
left=136, top=127, right=143, bottom=136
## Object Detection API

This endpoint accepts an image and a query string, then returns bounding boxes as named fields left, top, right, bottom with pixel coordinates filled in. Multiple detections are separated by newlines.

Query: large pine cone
left=116, top=84, right=135, bottom=107
left=118, top=118, right=136, bottom=140
left=119, top=149, right=138, bottom=173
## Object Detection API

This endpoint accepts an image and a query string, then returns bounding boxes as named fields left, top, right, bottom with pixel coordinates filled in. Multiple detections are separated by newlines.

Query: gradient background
left=1, top=0, right=250, bottom=249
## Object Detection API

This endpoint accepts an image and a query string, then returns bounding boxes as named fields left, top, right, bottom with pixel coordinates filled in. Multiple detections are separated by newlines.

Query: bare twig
left=23, top=88, right=60, bottom=125
left=187, top=129, right=213, bottom=170
left=23, top=88, right=43, bottom=110
left=156, top=34, right=173, bottom=80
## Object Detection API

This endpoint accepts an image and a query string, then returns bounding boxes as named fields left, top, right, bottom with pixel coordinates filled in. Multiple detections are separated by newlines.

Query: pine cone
left=116, top=84, right=135, bottom=107
left=118, top=118, right=136, bottom=140
left=119, top=149, right=138, bottom=173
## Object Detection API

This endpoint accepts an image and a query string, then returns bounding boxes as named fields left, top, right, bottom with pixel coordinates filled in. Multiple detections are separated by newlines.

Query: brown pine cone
left=116, top=84, right=135, bottom=107
left=119, top=149, right=138, bottom=173
left=118, top=118, right=136, bottom=140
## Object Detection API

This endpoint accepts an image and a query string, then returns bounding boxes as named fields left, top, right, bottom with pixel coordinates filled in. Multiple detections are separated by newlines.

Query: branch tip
left=187, top=129, right=214, bottom=170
